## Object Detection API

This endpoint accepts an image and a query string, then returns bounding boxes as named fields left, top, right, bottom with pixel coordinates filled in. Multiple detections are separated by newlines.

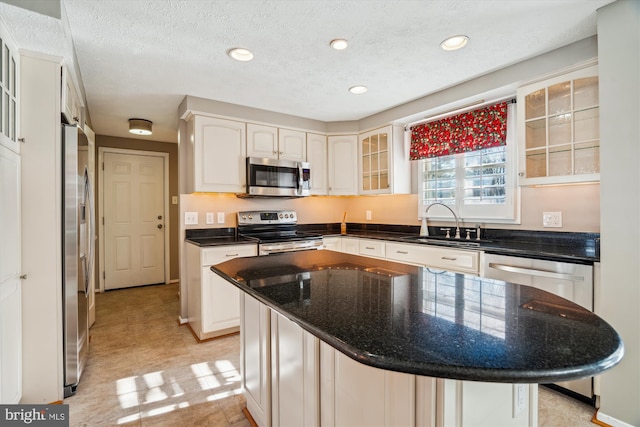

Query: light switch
left=542, top=211, right=562, bottom=228
left=206, top=212, right=214, bottom=224
left=171, top=196, right=178, bottom=205
left=184, top=212, right=198, bottom=225
left=217, top=212, right=225, bottom=224
left=366, top=210, right=372, bottom=220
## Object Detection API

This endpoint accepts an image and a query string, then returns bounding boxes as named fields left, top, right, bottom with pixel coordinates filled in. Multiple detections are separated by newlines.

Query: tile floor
left=64, top=283, right=599, bottom=427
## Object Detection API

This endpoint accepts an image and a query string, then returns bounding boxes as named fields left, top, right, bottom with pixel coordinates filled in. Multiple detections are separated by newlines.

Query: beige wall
left=95, top=135, right=180, bottom=282
left=180, top=182, right=600, bottom=233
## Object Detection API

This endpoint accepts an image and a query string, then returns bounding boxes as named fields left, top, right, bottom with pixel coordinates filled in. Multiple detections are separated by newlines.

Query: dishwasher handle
left=487, top=263, right=584, bottom=282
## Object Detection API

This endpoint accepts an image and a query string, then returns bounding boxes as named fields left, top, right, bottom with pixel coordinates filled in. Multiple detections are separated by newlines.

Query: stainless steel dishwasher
left=480, top=253, right=595, bottom=404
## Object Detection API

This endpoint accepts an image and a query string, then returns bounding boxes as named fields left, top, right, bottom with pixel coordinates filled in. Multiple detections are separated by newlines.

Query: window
left=415, top=102, right=519, bottom=223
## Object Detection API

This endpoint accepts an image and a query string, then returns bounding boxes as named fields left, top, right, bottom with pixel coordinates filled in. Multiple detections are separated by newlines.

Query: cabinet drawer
left=423, top=248, right=479, bottom=274
left=201, top=244, right=257, bottom=266
left=386, top=242, right=428, bottom=266
left=358, top=239, right=385, bottom=258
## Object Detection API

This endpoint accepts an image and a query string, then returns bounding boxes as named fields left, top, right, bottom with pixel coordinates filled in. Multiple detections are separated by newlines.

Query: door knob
left=157, top=224, right=163, bottom=229
left=157, top=215, right=162, bottom=220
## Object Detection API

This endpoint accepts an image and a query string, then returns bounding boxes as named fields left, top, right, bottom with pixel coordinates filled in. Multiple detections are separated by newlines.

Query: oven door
left=247, top=157, right=310, bottom=197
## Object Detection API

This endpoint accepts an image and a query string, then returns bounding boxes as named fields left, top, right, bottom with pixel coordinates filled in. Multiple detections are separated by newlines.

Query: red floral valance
left=410, top=101, right=508, bottom=160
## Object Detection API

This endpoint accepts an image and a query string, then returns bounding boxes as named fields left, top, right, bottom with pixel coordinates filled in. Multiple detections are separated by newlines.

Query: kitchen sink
left=399, top=235, right=492, bottom=248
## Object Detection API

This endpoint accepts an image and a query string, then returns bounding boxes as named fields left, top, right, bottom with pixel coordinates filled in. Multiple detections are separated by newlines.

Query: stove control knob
left=290, top=213, right=295, bottom=219
left=248, top=215, right=253, bottom=220
left=241, top=215, right=246, bottom=219
left=279, top=213, right=284, bottom=218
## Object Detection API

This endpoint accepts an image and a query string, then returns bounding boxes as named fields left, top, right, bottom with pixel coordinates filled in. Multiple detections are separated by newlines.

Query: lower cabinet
left=186, top=243, right=257, bottom=340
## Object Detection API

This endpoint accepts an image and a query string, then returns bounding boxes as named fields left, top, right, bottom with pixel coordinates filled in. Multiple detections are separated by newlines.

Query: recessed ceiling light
left=348, top=85, right=368, bottom=94
left=440, top=35, right=469, bottom=51
left=227, top=47, right=254, bottom=62
left=330, top=39, right=348, bottom=50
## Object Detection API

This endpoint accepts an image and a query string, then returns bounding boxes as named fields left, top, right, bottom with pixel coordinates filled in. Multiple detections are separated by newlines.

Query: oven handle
left=487, top=263, right=584, bottom=281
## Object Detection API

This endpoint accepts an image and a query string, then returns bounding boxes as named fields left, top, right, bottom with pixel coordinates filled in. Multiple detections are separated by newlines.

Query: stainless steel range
left=237, top=210, right=323, bottom=255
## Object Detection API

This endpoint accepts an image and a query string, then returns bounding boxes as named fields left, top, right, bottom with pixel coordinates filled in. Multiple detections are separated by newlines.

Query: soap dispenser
left=420, top=217, right=428, bottom=236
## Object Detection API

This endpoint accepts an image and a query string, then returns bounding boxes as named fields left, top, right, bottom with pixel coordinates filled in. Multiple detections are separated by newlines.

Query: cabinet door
left=341, top=237, right=359, bottom=255
left=202, top=269, right=241, bottom=333
left=61, top=66, right=82, bottom=125
left=328, top=135, right=358, bottom=195
left=306, top=133, right=327, bottom=195
left=359, top=238, right=386, bottom=259
left=359, top=126, right=391, bottom=194
left=270, top=310, right=319, bottom=427
left=247, top=123, right=278, bottom=159
left=278, top=128, right=306, bottom=161
left=0, top=31, right=19, bottom=154
left=0, top=145, right=21, bottom=404
left=322, top=236, right=341, bottom=252
left=517, top=65, right=599, bottom=185
left=192, top=115, right=246, bottom=192
left=242, top=294, right=271, bottom=427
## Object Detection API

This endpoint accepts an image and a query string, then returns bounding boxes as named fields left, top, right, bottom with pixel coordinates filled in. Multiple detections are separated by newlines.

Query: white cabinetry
left=322, top=236, right=341, bottom=251
left=247, top=124, right=306, bottom=161
left=358, top=238, right=386, bottom=259
left=186, top=243, right=256, bottom=340
left=517, top=64, right=599, bottom=185
left=185, top=114, right=246, bottom=193
left=341, top=237, right=359, bottom=254
left=386, top=242, right=479, bottom=274
left=61, top=66, right=82, bottom=125
left=358, top=125, right=410, bottom=195
left=241, top=293, right=271, bottom=427
left=306, top=132, right=327, bottom=195
left=320, top=341, right=416, bottom=427
left=328, top=134, right=358, bottom=195
left=0, top=144, right=21, bottom=404
left=270, top=310, right=319, bottom=427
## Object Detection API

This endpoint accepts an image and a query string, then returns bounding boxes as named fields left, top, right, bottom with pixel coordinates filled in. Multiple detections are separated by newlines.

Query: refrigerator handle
left=84, top=166, right=95, bottom=296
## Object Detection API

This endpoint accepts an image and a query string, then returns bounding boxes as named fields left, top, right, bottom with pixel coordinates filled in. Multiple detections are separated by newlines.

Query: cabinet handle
left=225, top=253, right=239, bottom=257
left=396, top=250, right=408, bottom=254
left=441, top=256, right=457, bottom=261
left=20, top=274, right=27, bottom=280
left=365, top=246, right=375, bottom=250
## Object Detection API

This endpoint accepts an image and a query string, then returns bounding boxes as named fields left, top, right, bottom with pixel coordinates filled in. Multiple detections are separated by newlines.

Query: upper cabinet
left=328, top=134, right=358, bottom=195
left=358, top=125, right=410, bottom=195
left=61, top=66, right=83, bottom=126
left=517, top=65, right=599, bottom=185
left=0, top=30, right=19, bottom=154
left=247, top=123, right=306, bottom=161
left=306, top=132, right=327, bottom=195
left=185, top=114, right=246, bottom=193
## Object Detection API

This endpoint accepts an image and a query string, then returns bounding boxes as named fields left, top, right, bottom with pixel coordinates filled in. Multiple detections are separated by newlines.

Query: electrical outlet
left=512, top=384, right=527, bottom=417
left=184, top=212, right=198, bottom=225
left=542, top=211, right=562, bottom=228
left=366, top=210, right=372, bottom=220
left=217, top=212, right=225, bottom=224
left=206, top=212, right=214, bottom=224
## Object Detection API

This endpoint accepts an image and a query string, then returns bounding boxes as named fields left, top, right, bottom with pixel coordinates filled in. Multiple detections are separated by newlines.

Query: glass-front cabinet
left=517, top=64, right=599, bottom=185
left=359, top=126, right=390, bottom=194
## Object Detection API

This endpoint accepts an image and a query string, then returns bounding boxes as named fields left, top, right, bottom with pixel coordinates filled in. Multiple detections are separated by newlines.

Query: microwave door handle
left=296, top=163, right=303, bottom=195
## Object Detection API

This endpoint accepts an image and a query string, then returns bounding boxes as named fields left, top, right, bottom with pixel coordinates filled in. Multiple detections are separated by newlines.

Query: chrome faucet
left=424, top=202, right=461, bottom=239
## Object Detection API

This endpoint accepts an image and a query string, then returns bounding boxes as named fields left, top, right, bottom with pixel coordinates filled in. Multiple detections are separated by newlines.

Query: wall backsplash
left=180, top=182, right=599, bottom=233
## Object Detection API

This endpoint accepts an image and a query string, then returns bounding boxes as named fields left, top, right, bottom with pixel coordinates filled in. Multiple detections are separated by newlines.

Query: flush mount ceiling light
left=128, top=118, right=153, bottom=135
left=330, top=39, right=348, bottom=50
left=440, top=35, right=469, bottom=51
left=348, top=85, right=368, bottom=94
left=227, top=47, right=254, bottom=61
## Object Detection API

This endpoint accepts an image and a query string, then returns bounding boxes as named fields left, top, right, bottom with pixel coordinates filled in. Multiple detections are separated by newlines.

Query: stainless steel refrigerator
left=62, top=123, right=94, bottom=398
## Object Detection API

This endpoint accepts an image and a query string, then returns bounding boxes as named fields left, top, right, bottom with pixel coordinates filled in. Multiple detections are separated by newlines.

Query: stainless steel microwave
left=245, top=157, right=311, bottom=197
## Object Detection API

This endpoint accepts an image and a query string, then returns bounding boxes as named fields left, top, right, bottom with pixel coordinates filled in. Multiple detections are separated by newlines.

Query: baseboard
left=178, top=316, right=188, bottom=325
left=169, top=279, right=179, bottom=284
left=595, top=411, right=635, bottom=427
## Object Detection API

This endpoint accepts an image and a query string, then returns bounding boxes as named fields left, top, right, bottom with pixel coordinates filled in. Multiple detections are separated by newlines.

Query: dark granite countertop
left=185, top=228, right=258, bottom=247
left=212, top=250, right=622, bottom=383
left=301, top=223, right=600, bottom=264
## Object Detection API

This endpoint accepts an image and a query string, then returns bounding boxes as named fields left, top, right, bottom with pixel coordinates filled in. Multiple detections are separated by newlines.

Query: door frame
left=97, top=147, right=170, bottom=292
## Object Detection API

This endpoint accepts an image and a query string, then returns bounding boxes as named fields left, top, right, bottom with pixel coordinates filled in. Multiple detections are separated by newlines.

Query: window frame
left=416, top=102, right=520, bottom=224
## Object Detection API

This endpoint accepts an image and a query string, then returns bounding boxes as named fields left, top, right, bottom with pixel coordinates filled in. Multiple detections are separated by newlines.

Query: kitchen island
left=212, top=250, right=623, bottom=427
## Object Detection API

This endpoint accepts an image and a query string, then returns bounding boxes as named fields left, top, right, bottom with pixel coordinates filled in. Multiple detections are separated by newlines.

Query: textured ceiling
left=1, top=0, right=613, bottom=143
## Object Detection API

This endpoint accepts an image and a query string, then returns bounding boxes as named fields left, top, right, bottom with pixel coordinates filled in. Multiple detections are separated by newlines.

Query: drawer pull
left=365, top=246, right=375, bottom=250
left=441, top=256, right=457, bottom=261
left=396, top=250, right=408, bottom=254
left=225, top=253, right=239, bottom=257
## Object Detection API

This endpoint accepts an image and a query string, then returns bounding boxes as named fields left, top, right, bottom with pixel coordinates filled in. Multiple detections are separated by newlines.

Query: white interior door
left=103, top=152, right=165, bottom=290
